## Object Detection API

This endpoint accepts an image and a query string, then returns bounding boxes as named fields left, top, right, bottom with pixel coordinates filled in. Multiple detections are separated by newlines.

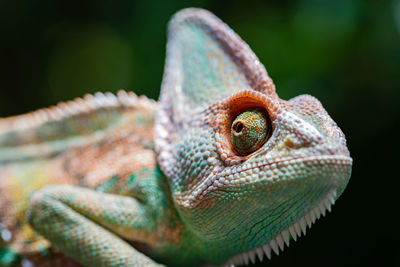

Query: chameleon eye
left=231, top=109, right=269, bottom=155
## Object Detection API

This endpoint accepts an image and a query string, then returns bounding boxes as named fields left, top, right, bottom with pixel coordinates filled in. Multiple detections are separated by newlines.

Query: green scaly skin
left=0, top=8, right=352, bottom=267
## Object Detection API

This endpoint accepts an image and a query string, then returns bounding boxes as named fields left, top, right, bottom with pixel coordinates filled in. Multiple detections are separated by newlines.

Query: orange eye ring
left=212, top=89, right=278, bottom=165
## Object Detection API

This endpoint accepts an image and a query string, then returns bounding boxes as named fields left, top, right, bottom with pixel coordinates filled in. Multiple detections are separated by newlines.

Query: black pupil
left=233, top=121, right=244, bottom=133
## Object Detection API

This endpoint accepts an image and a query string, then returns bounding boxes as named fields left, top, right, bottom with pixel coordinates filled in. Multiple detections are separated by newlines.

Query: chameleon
left=0, top=8, right=352, bottom=267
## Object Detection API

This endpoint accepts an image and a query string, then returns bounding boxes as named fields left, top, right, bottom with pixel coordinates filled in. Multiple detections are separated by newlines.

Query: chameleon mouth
left=222, top=189, right=337, bottom=266
left=175, top=155, right=351, bottom=209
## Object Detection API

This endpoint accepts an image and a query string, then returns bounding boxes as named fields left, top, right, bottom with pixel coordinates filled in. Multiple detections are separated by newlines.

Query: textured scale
left=0, top=8, right=352, bottom=267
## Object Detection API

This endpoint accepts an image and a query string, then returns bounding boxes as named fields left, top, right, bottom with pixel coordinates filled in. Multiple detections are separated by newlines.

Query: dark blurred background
left=0, top=0, right=399, bottom=266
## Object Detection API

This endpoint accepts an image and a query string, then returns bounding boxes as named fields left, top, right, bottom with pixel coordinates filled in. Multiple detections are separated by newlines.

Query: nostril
left=281, top=136, right=312, bottom=150
left=284, top=138, right=296, bottom=148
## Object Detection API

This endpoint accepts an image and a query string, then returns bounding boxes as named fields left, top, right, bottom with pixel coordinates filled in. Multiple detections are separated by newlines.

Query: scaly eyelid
left=210, top=89, right=281, bottom=165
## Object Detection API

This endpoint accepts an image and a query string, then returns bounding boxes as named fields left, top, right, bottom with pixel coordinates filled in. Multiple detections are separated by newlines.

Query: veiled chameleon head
left=155, top=8, right=352, bottom=265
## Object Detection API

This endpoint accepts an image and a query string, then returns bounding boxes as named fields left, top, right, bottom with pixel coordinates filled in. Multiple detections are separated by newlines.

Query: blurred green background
left=0, top=0, right=399, bottom=266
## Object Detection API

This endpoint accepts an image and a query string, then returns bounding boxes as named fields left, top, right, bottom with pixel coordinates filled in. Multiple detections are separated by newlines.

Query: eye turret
left=231, top=109, right=269, bottom=155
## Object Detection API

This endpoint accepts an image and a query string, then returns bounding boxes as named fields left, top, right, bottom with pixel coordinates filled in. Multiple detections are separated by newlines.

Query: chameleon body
left=0, top=8, right=352, bottom=267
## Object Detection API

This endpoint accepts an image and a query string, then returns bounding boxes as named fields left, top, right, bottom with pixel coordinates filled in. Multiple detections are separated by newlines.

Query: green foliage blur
left=0, top=0, right=399, bottom=266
